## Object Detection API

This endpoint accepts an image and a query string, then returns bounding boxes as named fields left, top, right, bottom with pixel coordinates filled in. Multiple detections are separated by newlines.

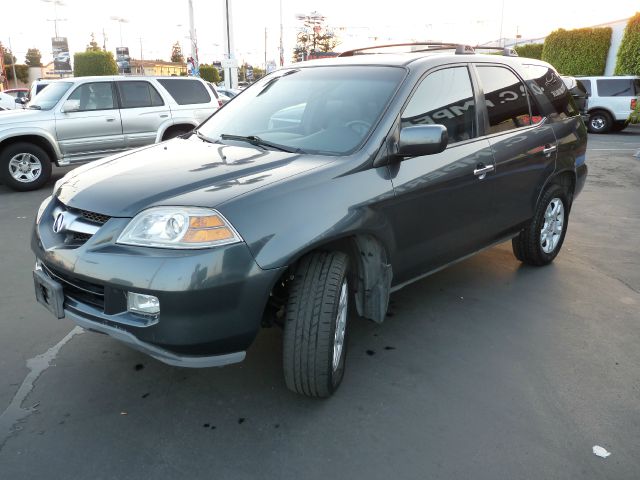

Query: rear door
left=116, top=80, right=171, bottom=148
left=55, top=81, right=125, bottom=161
left=473, top=64, right=557, bottom=234
left=156, top=78, right=218, bottom=125
left=386, top=65, right=498, bottom=284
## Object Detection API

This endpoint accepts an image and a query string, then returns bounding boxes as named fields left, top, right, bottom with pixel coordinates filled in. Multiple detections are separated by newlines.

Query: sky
left=0, top=0, right=637, bottom=68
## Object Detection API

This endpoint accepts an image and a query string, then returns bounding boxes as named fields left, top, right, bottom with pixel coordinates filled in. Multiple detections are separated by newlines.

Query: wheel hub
left=8, top=153, right=42, bottom=183
left=540, top=198, right=564, bottom=254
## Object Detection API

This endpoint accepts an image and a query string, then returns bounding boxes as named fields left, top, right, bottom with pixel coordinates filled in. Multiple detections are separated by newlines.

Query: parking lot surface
left=1, top=129, right=639, bottom=479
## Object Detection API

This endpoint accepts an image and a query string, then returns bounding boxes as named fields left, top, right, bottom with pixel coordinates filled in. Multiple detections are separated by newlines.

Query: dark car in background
left=32, top=44, right=587, bottom=398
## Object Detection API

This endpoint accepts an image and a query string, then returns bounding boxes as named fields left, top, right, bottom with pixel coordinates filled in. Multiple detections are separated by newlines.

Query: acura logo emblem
left=53, top=213, right=65, bottom=233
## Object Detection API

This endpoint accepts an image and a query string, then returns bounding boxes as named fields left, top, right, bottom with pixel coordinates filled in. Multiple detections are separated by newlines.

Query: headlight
left=36, top=195, right=53, bottom=224
left=117, top=207, right=242, bottom=249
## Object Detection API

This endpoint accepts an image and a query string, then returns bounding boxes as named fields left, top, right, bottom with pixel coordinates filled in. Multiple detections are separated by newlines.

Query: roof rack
left=338, top=43, right=477, bottom=57
left=473, top=46, right=519, bottom=57
left=338, top=43, right=519, bottom=58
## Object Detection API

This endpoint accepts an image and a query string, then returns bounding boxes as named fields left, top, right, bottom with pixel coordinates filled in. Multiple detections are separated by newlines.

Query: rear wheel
left=587, top=110, right=612, bottom=134
left=0, top=142, right=52, bottom=191
left=283, top=251, right=350, bottom=398
left=512, top=184, right=570, bottom=266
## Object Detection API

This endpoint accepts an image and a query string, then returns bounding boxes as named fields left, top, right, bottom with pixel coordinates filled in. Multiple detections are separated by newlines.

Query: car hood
left=56, top=136, right=330, bottom=217
left=0, top=108, right=51, bottom=124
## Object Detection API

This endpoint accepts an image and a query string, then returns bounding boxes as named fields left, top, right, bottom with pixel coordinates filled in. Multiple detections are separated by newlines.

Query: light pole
left=42, top=0, right=66, bottom=38
left=110, top=16, right=128, bottom=47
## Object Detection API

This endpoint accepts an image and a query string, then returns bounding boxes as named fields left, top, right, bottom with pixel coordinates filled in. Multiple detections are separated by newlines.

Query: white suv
left=577, top=76, right=640, bottom=133
left=0, top=76, right=219, bottom=190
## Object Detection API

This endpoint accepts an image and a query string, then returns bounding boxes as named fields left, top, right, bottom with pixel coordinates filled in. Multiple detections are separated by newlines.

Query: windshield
left=29, top=82, right=72, bottom=110
left=197, top=66, right=405, bottom=155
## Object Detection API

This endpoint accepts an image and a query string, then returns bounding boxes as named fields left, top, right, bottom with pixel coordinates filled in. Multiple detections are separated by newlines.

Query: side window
left=67, top=82, right=115, bottom=111
left=476, top=66, right=532, bottom=134
left=581, top=79, right=592, bottom=96
left=157, top=79, right=211, bottom=105
left=401, top=67, right=476, bottom=144
left=522, top=64, right=578, bottom=120
left=118, top=81, right=164, bottom=108
left=597, top=79, right=635, bottom=97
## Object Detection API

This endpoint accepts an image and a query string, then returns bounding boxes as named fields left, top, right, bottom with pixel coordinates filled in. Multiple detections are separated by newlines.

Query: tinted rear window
left=597, top=79, right=635, bottom=97
left=118, top=81, right=164, bottom=108
left=523, top=65, right=578, bottom=119
left=157, top=79, right=211, bottom=105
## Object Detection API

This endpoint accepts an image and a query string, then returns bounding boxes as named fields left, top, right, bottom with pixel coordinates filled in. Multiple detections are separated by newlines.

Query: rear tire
left=283, top=251, right=350, bottom=398
left=0, top=142, right=52, bottom=191
left=587, top=110, right=612, bottom=134
left=512, top=184, right=570, bottom=266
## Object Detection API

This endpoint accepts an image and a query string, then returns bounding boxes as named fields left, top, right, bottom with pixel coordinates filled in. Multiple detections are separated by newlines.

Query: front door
left=55, top=81, right=125, bottom=162
left=386, top=65, right=498, bottom=284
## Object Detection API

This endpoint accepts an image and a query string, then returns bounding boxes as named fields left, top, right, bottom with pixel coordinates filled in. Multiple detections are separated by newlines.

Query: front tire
left=512, top=185, right=570, bottom=266
left=0, top=142, right=52, bottom=191
left=283, top=251, right=350, bottom=398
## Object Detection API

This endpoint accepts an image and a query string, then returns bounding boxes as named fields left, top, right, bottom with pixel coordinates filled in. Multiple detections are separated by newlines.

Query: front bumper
left=32, top=199, right=285, bottom=366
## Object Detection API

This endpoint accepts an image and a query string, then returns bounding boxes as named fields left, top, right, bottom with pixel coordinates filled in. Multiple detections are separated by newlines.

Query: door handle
left=473, top=164, right=495, bottom=180
left=543, top=144, right=557, bottom=155
left=106, top=117, right=116, bottom=122
left=160, top=114, right=169, bottom=118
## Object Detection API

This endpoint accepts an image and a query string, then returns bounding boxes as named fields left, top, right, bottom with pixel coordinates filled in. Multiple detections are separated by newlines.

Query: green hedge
left=73, top=51, right=117, bottom=77
left=5, top=64, right=29, bottom=84
left=514, top=43, right=543, bottom=60
left=615, top=12, right=640, bottom=75
left=200, top=65, right=221, bottom=84
left=542, top=27, right=611, bottom=75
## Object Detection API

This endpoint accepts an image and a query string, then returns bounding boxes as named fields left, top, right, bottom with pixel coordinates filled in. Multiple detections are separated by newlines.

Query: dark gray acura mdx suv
left=32, top=44, right=587, bottom=397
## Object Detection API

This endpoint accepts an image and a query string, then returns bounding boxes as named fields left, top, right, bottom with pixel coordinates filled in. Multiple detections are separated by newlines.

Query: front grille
left=72, top=232, right=92, bottom=242
left=79, top=209, right=111, bottom=225
left=42, top=263, right=105, bottom=310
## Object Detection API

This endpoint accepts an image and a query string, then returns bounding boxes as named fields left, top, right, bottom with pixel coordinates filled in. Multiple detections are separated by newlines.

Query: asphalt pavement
left=0, top=129, right=639, bottom=479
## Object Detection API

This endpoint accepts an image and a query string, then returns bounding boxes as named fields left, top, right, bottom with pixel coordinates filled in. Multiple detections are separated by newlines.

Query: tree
left=25, top=48, right=43, bottom=67
left=1, top=43, right=16, bottom=65
left=171, top=42, right=184, bottom=63
left=74, top=51, right=118, bottom=77
left=86, top=33, right=101, bottom=52
left=293, top=11, right=339, bottom=62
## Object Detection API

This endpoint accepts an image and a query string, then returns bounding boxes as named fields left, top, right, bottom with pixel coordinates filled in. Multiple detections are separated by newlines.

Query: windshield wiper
left=195, top=129, right=217, bottom=144
left=219, top=134, right=302, bottom=153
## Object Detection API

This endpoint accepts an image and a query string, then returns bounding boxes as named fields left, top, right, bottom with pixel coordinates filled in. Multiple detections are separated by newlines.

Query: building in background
left=130, top=59, right=187, bottom=76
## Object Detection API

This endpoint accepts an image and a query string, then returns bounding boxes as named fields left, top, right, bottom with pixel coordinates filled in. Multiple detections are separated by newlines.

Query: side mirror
left=397, top=125, right=448, bottom=157
left=61, top=100, right=80, bottom=113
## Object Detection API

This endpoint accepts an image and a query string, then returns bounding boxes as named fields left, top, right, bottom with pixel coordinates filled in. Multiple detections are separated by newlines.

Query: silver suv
left=0, top=76, right=219, bottom=190
left=577, top=75, right=640, bottom=133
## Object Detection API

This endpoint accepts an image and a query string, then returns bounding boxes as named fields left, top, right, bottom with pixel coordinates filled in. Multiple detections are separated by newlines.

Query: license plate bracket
left=33, top=268, right=65, bottom=319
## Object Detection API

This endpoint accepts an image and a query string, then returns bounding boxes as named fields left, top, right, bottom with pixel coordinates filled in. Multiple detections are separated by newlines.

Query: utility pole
left=499, top=0, right=505, bottom=47
left=102, top=28, right=107, bottom=51
left=222, top=0, right=238, bottom=89
left=279, top=0, right=284, bottom=67
left=188, top=0, right=199, bottom=76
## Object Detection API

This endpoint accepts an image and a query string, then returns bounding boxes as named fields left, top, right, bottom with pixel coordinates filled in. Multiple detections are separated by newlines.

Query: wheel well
left=0, top=135, right=57, bottom=163
left=587, top=108, right=614, bottom=119
left=550, top=170, right=576, bottom=206
left=162, top=124, right=195, bottom=140
left=266, top=234, right=392, bottom=326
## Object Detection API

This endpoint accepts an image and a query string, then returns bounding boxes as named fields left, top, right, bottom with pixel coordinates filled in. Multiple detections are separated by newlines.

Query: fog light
left=127, top=292, right=160, bottom=316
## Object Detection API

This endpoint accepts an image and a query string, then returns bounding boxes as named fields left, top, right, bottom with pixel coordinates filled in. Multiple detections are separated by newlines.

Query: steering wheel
left=345, top=120, right=372, bottom=135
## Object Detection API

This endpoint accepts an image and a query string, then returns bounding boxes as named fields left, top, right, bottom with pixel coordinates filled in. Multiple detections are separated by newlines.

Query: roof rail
left=338, top=42, right=476, bottom=57
left=473, top=46, right=519, bottom=57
